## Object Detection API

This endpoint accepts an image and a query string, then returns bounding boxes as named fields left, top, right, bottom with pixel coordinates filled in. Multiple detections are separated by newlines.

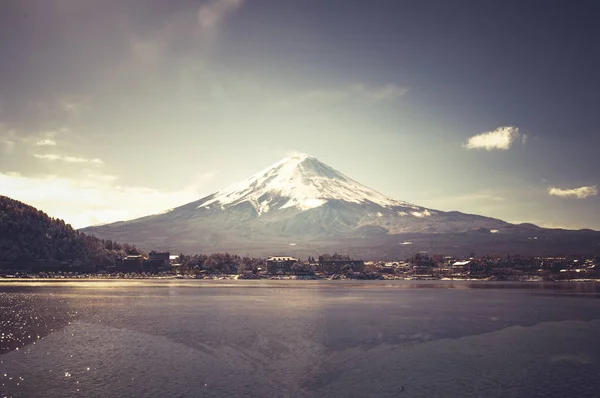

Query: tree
left=340, top=264, right=354, bottom=276
left=0, top=195, right=144, bottom=271
left=291, top=262, right=315, bottom=276
left=319, top=253, right=351, bottom=262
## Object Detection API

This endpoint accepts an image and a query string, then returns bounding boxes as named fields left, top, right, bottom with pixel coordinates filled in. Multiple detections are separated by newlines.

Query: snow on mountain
left=198, top=154, right=422, bottom=215
left=82, top=153, right=534, bottom=257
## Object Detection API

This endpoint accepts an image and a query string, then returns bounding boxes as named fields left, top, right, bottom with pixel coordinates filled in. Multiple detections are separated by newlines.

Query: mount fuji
left=82, top=154, right=600, bottom=258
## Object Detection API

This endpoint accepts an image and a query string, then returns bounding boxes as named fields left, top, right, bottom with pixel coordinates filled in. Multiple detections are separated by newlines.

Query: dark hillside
left=0, top=195, right=140, bottom=271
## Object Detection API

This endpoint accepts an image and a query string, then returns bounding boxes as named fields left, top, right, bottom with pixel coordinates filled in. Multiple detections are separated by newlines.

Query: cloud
left=548, top=185, right=598, bottom=199
left=1, top=123, right=65, bottom=150
left=275, top=83, right=408, bottom=107
left=315, top=83, right=408, bottom=103
left=1, top=139, right=15, bottom=152
left=0, top=127, right=17, bottom=152
left=131, top=0, right=245, bottom=56
left=34, top=154, right=103, bottom=164
left=197, top=0, right=245, bottom=33
left=464, top=126, right=521, bottom=150
left=61, top=98, right=89, bottom=116
left=352, top=83, right=409, bottom=102
left=412, top=189, right=510, bottom=218
left=418, top=189, right=506, bottom=205
left=0, top=171, right=213, bottom=228
left=35, top=138, right=57, bottom=146
left=454, top=191, right=506, bottom=202
left=122, top=0, right=246, bottom=90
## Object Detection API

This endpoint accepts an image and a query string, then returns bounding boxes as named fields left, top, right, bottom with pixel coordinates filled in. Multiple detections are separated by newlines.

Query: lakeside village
left=1, top=250, right=600, bottom=282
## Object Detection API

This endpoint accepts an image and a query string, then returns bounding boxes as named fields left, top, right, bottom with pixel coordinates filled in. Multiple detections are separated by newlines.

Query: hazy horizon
left=1, top=0, right=599, bottom=230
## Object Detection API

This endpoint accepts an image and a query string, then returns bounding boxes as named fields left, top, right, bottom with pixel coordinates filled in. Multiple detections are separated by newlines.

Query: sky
left=1, top=0, right=599, bottom=230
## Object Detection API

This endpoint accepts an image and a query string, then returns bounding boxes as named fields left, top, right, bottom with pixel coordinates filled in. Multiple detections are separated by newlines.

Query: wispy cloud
left=313, top=83, right=408, bottom=103
left=61, top=98, right=88, bottom=116
left=197, top=0, right=245, bottom=34
left=0, top=127, right=17, bottom=152
left=454, top=191, right=506, bottom=202
left=1, top=139, right=15, bottom=152
left=548, top=185, right=598, bottom=199
left=125, top=0, right=245, bottom=84
left=34, top=154, right=103, bottom=164
left=354, top=83, right=409, bottom=102
left=35, top=138, right=57, bottom=146
left=414, top=189, right=508, bottom=216
left=464, top=126, right=521, bottom=150
left=0, top=171, right=213, bottom=228
left=275, top=83, right=408, bottom=107
left=1, top=127, right=65, bottom=150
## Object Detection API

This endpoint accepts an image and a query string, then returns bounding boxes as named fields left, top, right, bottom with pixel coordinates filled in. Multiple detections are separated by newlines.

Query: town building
left=118, top=255, right=144, bottom=273
left=147, top=251, right=171, bottom=273
left=319, top=259, right=365, bottom=274
left=266, top=256, right=298, bottom=274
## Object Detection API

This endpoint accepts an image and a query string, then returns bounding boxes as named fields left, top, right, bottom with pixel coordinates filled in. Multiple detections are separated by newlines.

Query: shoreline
left=1, top=275, right=598, bottom=283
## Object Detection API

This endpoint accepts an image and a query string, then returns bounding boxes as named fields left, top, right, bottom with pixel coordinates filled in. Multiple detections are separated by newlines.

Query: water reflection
left=1, top=281, right=599, bottom=397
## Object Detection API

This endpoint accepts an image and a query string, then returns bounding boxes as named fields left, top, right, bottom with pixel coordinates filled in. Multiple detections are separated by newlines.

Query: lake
left=1, top=280, right=599, bottom=397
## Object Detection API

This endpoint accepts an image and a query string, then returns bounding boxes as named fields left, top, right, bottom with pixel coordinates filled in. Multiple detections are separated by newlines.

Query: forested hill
left=0, top=195, right=141, bottom=269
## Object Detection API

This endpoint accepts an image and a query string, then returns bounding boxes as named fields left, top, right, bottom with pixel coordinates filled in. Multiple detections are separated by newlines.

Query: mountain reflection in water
left=1, top=280, right=599, bottom=397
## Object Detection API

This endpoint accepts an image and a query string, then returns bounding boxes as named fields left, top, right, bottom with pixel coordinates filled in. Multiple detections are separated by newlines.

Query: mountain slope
left=198, top=154, right=418, bottom=213
left=83, top=154, right=556, bottom=257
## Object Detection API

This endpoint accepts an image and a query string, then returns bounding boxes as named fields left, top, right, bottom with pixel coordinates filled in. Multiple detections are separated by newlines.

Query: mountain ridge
left=78, top=154, right=600, bottom=258
left=197, top=154, right=423, bottom=214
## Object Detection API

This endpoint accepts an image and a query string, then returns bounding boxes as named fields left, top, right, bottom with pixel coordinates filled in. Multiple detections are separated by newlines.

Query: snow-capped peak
left=198, top=154, right=420, bottom=215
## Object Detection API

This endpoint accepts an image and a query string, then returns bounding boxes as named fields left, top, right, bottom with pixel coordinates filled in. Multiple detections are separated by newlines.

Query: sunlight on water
left=1, top=281, right=599, bottom=397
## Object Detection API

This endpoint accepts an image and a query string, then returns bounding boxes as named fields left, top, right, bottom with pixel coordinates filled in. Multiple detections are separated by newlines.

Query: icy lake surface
left=1, top=280, right=600, bottom=397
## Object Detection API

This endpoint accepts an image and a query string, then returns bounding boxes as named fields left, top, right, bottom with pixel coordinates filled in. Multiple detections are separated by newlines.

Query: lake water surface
left=1, top=280, right=599, bottom=397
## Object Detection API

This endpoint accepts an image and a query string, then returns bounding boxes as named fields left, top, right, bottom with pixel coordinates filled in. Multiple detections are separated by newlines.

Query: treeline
left=317, top=253, right=351, bottom=262
left=177, top=252, right=355, bottom=275
left=178, top=253, right=265, bottom=274
left=0, top=196, right=141, bottom=268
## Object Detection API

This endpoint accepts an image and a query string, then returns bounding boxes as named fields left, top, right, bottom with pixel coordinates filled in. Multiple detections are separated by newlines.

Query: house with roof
left=266, top=256, right=298, bottom=274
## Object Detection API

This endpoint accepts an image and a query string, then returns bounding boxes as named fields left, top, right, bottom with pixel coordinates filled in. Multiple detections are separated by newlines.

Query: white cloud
left=464, top=126, right=521, bottom=150
left=0, top=171, right=213, bottom=228
left=36, top=139, right=57, bottom=146
left=1, top=128, right=64, bottom=150
left=34, top=154, right=103, bottom=164
left=548, top=185, right=598, bottom=199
